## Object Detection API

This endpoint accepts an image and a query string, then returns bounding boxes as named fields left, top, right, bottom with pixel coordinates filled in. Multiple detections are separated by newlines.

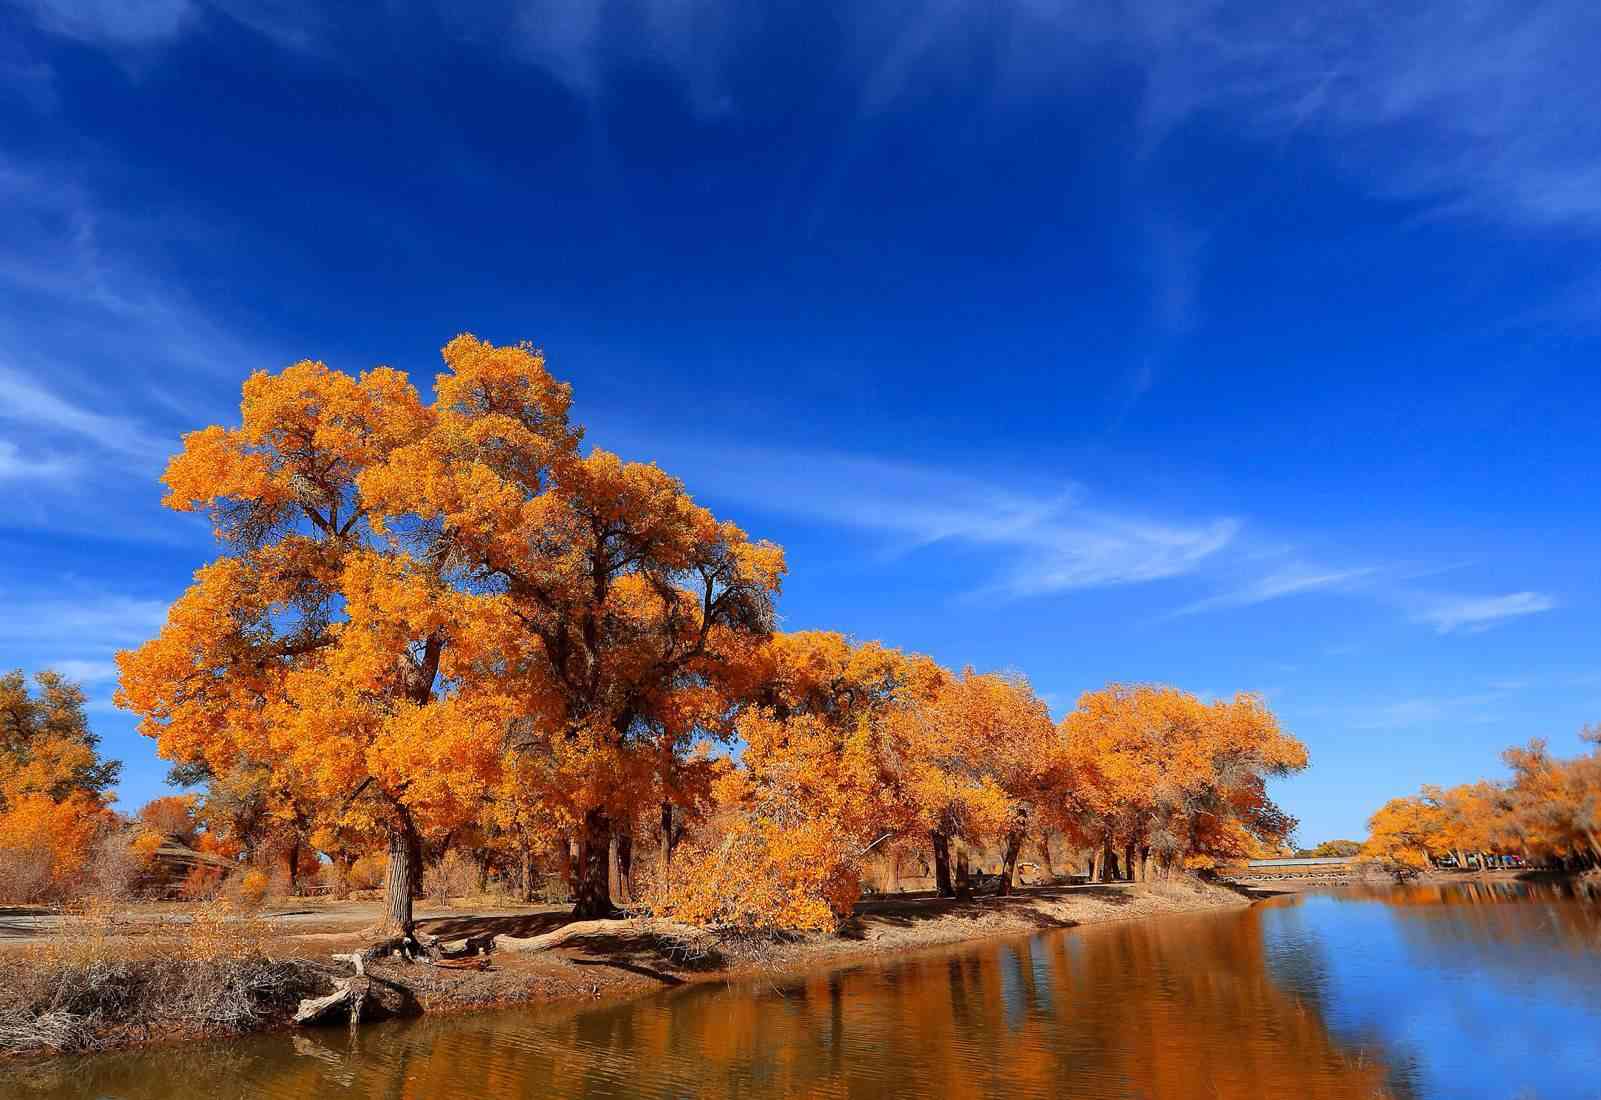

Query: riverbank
left=0, top=877, right=1251, bottom=1057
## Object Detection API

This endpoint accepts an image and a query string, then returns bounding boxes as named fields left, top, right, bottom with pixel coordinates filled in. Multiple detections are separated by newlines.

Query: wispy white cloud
left=1043, top=1, right=1601, bottom=232
left=1348, top=681, right=1524, bottom=731
left=0, top=367, right=167, bottom=462
left=1170, top=563, right=1378, bottom=618
left=25, top=2, right=1601, bottom=235
left=1412, top=591, right=1557, bottom=635
left=0, top=593, right=169, bottom=647
left=631, top=442, right=1240, bottom=600
left=0, top=439, right=80, bottom=482
left=47, top=658, right=121, bottom=683
left=14, top=0, right=319, bottom=52
left=0, top=151, right=275, bottom=527
left=15, top=0, right=196, bottom=47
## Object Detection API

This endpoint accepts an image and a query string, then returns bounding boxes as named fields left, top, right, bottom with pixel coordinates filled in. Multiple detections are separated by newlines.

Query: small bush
left=227, top=869, right=270, bottom=909
left=180, top=863, right=225, bottom=901
left=85, top=832, right=147, bottom=901
left=0, top=843, right=54, bottom=905
left=423, top=850, right=477, bottom=905
left=651, top=814, right=862, bottom=934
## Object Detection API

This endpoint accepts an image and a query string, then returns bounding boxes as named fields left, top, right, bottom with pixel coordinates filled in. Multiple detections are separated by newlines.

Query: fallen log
left=294, top=976, right=369, bottom=1027
left=498, top=917, right=708, bottom=953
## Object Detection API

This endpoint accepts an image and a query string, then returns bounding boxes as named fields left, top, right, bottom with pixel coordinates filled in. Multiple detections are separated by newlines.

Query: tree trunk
left=931, top=830, right=955, bottom=897
left=1087, top=848, right=1099, bottom=883
left=573, top=808, right=618, bottom=919
left=660, top=801, right=676, bottom=886
left=1096, top=838, right=1115, bottom=883
left=609, top=832, right=634, bottom=906
left=1138, top=847, right=1152, bottom=883
left=376, top=815, right=421, bottom=937
left=954, top=843, right=972, bottom=899
left=998, top=832, right=1024, bottom=895
left=1038, top=833, right=1055, bottom=879
left=283, top=838, right=301, bottom=896
left=521, top=849, right=538, bottom=902
left=1122, top=842, right=1136, bottom=884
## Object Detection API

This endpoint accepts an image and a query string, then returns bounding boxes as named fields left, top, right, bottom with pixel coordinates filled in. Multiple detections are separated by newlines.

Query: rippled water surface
left=11, top=882, right=1601, bottom=1100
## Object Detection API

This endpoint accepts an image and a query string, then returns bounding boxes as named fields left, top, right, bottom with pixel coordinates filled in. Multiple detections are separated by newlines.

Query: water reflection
left=11, top=883, right=1598, bottom=1100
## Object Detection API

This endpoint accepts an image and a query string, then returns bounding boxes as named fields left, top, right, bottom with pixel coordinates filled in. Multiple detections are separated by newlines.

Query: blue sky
left=2, top=1, right=1599, bottom=844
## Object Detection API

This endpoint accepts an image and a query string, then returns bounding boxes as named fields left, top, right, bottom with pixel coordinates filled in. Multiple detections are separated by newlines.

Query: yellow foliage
left=0, top=793, right=106, bottom=899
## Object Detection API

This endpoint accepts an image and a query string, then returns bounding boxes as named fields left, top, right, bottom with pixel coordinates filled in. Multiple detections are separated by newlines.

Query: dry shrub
left=0, top=843, right=54, bottom=905
left=180, top=862, right=225, bottom=901
left=318, top=860, right=347, bottom=898
left=0, top=898, right=319, bottom=1055
left=85, top=832, right=146, bottom=901
left=423, top=850, right=477, bottom=905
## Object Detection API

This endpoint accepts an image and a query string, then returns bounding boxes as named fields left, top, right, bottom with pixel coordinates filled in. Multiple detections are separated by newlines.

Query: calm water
left=9, top=883, right=1601, bottom=1100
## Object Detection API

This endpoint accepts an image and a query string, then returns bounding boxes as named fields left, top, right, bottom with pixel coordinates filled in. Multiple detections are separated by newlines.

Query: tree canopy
left=115, top=335, right=1312, bottom=934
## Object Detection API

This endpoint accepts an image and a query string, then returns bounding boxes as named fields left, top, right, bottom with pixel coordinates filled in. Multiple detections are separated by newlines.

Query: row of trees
left=111, top=336, right=1308, bottom=934
left=1362, top=731, right=1601, bottom=871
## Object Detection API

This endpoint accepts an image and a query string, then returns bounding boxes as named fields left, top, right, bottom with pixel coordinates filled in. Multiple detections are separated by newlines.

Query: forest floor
left=0, top=877, right=1255, bottom=1055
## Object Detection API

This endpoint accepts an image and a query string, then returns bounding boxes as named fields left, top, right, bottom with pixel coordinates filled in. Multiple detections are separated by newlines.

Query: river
left=9, top=881, right=1600, bottom=1099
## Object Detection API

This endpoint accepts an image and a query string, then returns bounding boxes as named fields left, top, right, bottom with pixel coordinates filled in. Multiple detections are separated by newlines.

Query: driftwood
left=294, top=975, right=369, bottom=1027
left=499, top=917, right=706, bottom=953
left=294, top=932, right=484, bottom=1029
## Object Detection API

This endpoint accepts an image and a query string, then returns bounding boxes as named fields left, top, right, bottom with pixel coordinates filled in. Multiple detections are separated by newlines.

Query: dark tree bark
left=521, top=849, right=538, bottom=902
left=572, top=807, right=618, bottom=919
left=283, top=838, right=301, bottom=896
left=931, top=830, right=955, bottom=897
left=1095, top=838, right=1116, bottom=883
left=609, top=832, right=634, bottom=906
left=1095, top=845, right=1120, bottom=883
left=659, top=802, right=679, bottom=885
left=377, top=812, right=422, bottom=937
left=1123, top=842, right=1136, bottom=884
left=954, top=844, right=972, bottom=899
left=998, top=831, right=1024, bottom=895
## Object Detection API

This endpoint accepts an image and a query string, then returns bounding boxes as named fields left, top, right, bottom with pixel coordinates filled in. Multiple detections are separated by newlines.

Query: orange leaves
left=136, top=794, right=200, bottom=843
left=893, top=669, right=1055, bottom=844
left=434, top=334, right=579, bottom=466
left=0, top=792, right=108, bottom=898
left=1, top=669, right=120, bottom=820
left=164, top=361, right=429, bottom=545
left=1361, top=796, right=1448, bottom=868
left=1362, top=734, right=1601, bottom=866
left=658, top=807, right=864, bottom=933
left=1059, top=684, right=1307, bottom=863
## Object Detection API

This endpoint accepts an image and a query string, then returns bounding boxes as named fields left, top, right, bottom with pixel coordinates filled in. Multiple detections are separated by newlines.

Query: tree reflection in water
left=18, top=886, right=1601, bottom=1100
